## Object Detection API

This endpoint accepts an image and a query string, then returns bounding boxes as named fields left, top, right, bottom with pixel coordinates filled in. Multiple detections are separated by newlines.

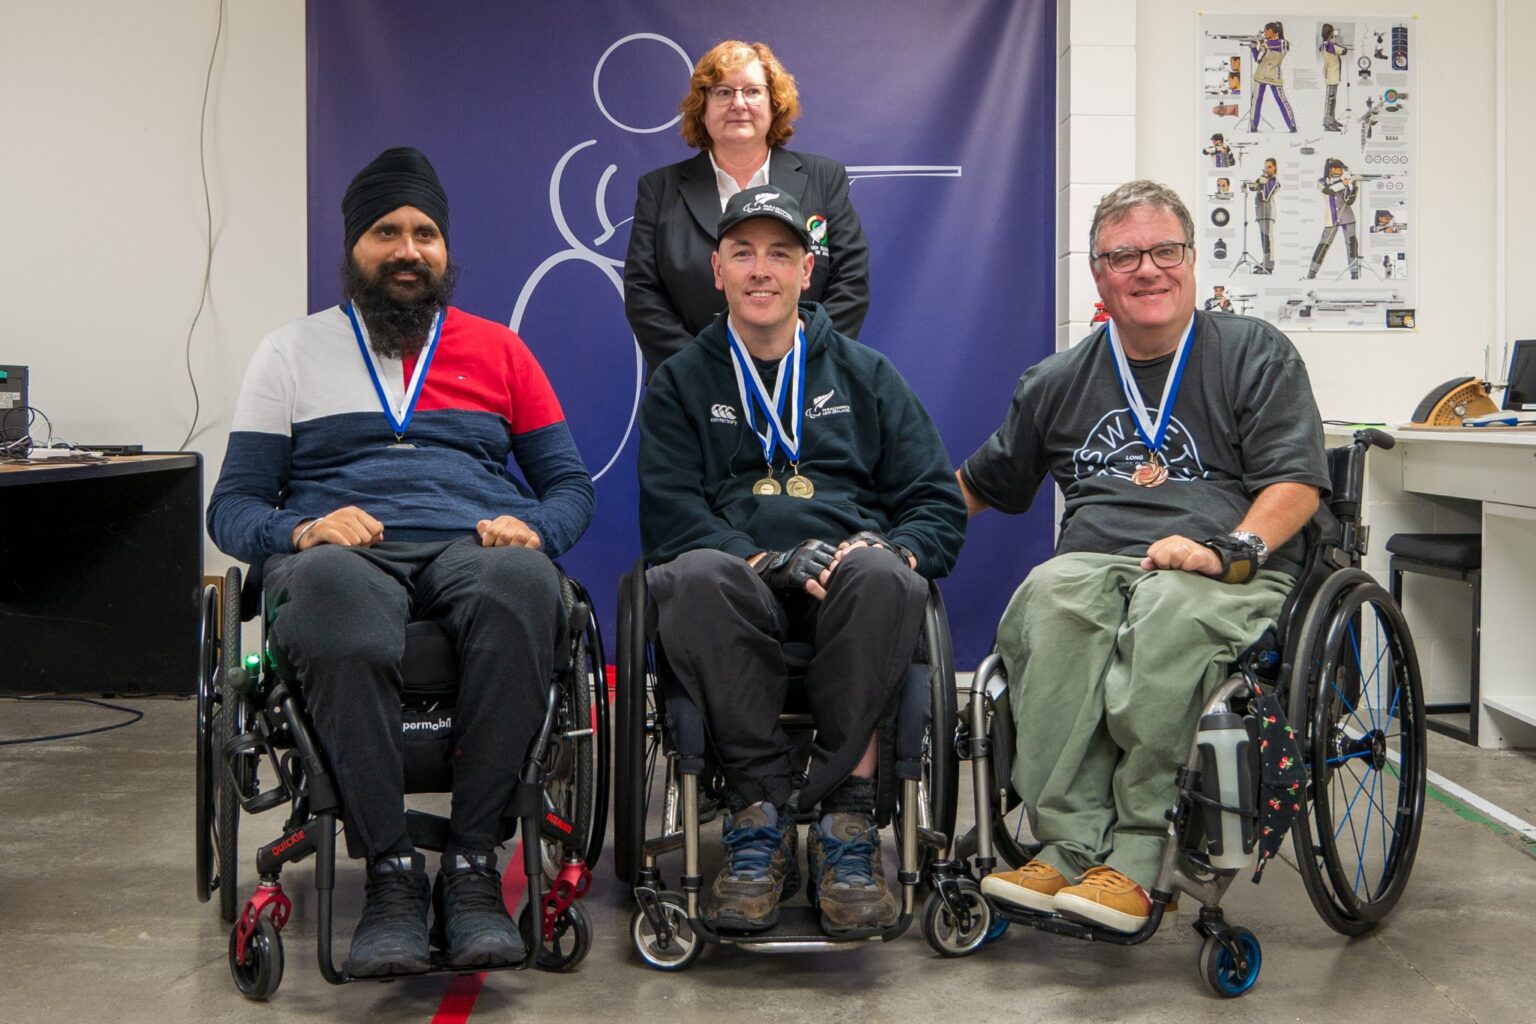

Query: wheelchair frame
left=194, top=565, right=609, bottom=1000
left=922, top=429, right=1427, bottom=997
left=614, top=559, right=959, bottom=969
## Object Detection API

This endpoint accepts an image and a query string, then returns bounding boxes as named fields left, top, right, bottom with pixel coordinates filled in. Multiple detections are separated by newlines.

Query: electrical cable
left=175, top=0, right=226, bottom=452
left=0, top=694, right=144, bottom=746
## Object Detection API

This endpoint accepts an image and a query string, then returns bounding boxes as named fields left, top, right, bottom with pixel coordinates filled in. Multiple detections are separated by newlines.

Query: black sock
left=821, top=775, right=876, bottom=817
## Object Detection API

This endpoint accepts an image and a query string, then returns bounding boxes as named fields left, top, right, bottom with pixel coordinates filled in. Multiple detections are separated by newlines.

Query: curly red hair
left=679, top=40, right=801, bottom=150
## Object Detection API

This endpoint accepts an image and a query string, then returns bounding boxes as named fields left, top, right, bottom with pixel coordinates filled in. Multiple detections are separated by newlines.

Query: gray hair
left=1088, top=180, right=1196, bottom=257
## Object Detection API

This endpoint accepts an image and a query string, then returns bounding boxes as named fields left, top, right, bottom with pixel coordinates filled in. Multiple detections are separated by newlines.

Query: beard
left=341, top=254, right=459, bottom=359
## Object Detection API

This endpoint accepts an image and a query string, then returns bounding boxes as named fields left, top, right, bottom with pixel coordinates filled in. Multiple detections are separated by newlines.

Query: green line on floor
left=1423, top=778, right=1513, bottom=838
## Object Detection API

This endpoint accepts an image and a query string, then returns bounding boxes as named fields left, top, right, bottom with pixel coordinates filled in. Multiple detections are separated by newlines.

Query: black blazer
left=623, top=147, right=870, bottom=373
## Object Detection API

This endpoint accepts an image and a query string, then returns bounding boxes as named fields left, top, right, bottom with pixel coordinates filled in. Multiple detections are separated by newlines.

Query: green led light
left=244, top=654, right=261, bottom=671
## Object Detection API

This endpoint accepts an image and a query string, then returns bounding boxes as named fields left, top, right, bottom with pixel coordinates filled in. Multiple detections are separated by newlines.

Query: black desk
left=0, top=454, right=202, bottom=694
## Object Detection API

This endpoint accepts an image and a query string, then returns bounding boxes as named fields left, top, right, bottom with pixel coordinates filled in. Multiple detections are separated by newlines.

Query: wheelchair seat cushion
left=402, top=620, right=458, bottom=699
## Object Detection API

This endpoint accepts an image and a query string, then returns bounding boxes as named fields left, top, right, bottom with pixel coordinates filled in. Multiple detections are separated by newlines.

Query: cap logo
left=741, top=191, right=792, bottom=220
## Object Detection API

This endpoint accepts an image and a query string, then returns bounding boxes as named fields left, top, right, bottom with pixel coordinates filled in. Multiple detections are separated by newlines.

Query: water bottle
left=1196, top=701, right=1258, bottom=872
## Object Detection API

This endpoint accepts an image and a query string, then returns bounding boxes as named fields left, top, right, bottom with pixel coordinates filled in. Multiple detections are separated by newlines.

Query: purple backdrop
left=306, top=0, right=1057, bottom=665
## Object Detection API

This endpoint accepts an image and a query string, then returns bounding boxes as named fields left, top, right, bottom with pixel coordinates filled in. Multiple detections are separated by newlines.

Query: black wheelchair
left=613, top=559, right=960, bottom=968
left=923, top=429, right=1426, bottom=997
left=194, top=562, right=608, bottom=1000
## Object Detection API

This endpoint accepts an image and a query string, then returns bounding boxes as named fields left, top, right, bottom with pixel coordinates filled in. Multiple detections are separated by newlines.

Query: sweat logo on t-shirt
left=1071, top=408, right=1210, bottom=482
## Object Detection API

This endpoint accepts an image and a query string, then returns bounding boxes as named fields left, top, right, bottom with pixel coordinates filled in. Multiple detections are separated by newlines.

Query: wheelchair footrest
left=714, top=905, right=871, bottom=945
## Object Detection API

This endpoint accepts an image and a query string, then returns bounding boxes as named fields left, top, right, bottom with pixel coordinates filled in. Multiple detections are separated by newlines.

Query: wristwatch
left=1203, top=531, right=1268, bottom=584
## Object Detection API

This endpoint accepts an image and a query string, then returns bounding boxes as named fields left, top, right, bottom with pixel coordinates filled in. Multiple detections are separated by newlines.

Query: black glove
left=846, top=531, right=916, bottom=568
left=755, top=539, right=838, bottom=592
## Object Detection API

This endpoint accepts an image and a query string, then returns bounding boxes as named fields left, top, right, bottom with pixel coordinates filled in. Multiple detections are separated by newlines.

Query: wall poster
left=1196, top=14, right=1416, bottom=330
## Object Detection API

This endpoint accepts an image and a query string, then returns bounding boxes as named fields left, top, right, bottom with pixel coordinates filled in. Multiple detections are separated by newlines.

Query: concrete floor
left=3, top=695, right=1535, bottom=1024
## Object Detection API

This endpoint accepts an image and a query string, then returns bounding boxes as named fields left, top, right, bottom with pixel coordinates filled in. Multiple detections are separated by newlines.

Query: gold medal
left=785, top=474, right=815, bottom=499
left=753, top=476, right=782, bottom=495
left=1131, top=452, right=1168, bottom=488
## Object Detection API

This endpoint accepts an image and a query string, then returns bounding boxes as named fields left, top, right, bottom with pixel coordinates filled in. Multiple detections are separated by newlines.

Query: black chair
left=194, top=564, right=608, bottom=1000
left=1386, top=532, right=1481, bottom=744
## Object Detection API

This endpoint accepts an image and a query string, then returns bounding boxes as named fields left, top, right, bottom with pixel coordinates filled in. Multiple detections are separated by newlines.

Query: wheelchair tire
left=545, top=584, right=605, bottom=876
left=921, top=881, right=991, bottom=957
left=613, top=566, right=653, bottom=887
left=228, top=916, right=284, bottom=1001
left=1199, top=926, right=1261, bottom=998
left=630, top=893, right=702, bottom=972
left=215, top=567, right=245, bottom=924
left=1288, top=570, right=1426, bottom=936
left=911, top=586, right=959, bottom=877
left=520, top=900, right=593, bottom=972
left=195, top=583, right=219, bottom=904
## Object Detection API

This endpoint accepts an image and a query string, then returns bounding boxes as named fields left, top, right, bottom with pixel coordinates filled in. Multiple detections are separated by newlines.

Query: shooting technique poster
left=1196, top=13, right=1417, bottom=330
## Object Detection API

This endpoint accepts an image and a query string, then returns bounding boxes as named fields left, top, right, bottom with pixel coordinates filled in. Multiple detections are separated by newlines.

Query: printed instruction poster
left=1196, top=14, right=1417, bottom=330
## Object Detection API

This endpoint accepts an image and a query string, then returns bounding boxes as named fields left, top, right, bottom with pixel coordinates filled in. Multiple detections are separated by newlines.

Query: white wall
left=1131, top=0, right=1500, bottom=424
left=0, top=0, right=307, bottom=574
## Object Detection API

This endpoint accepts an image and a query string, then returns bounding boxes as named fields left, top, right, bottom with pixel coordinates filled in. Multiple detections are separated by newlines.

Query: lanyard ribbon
left=1105, top=314, right=1196, bottom=456
left=345, top=303, right=444, bottom=438
left=726, top=320, right=805, bottom=467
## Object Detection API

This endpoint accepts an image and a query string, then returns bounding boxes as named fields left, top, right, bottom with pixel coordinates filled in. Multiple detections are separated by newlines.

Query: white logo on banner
left=510, top=32, right=963, bottom=481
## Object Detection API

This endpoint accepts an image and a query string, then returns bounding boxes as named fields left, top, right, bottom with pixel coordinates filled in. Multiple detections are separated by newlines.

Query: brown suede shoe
left=1053, top=866, right=1176, bottom=933
left=979, top=860, right=1067, bottom=913
left=703, top=802, right=799, bottom=932
left=807, top=812, right=897, bottom=937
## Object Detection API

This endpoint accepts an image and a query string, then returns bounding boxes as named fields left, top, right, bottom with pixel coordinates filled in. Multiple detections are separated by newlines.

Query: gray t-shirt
left=961, top=312, right=1329, bottom=576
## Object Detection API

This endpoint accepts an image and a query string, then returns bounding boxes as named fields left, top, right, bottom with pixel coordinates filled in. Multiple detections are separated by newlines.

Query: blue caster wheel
left=1199, top=927, right=1262, bottom=997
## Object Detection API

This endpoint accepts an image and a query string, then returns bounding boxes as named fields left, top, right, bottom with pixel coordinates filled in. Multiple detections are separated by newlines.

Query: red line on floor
left=426, top=839, right=528, bottom=1024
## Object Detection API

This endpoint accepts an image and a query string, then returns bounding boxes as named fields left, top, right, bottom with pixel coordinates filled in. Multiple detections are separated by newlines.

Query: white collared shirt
left=709, top=149, right=772, bottom=212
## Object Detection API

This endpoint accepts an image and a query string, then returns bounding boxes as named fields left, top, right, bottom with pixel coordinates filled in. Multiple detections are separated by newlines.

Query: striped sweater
left=207, top=305, right=593, bottom=566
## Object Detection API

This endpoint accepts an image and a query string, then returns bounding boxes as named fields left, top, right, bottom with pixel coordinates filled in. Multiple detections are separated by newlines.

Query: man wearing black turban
left=208, top=147, right=595, bottom=976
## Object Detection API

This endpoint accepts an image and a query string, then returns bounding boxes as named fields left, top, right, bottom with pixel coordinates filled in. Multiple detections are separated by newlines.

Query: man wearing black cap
left=637, top=185, right=965, bottom=937
left=208, top=147, right=594, bottom=976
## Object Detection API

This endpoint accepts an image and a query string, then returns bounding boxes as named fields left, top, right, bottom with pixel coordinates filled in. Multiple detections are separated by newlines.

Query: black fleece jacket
left=638, top=303, right=965, bottom=578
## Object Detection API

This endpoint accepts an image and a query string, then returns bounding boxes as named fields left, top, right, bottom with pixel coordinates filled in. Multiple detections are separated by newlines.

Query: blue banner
left=306, top=0, right=1057, bottom=664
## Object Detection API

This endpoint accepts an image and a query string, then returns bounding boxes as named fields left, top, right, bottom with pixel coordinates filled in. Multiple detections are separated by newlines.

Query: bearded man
left=207, top=147, right=593, bottom=976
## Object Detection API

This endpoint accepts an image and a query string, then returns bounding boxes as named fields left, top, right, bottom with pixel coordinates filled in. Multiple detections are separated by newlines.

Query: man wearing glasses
left=956, top=180, right=1327, bottom=933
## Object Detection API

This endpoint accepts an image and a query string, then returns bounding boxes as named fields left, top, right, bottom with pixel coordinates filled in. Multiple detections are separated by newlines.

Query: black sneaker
left=703, top=802, right=799, bottom=932
left=807, top=812, right=897, bottom=937
left=344, top=851, right=431, bottom=977
left=433, top=851, right=525, bottom=968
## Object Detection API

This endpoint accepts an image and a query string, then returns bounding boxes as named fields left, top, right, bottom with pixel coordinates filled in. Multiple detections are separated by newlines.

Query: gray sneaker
left=807, top=812, right=897, bottom=937
left=703, top=802, right=799, bottom=932
left=433, top=851, right=525, bottom=968
left=344, top=852, right=431, bottom=977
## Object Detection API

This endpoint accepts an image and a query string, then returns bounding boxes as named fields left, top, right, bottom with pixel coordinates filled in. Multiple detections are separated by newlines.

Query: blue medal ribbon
left=1104, top=314, right=1197, bottom=458
left=345, top=303, right=444, bottom=440
left=726, top=320, right=805, bottom=468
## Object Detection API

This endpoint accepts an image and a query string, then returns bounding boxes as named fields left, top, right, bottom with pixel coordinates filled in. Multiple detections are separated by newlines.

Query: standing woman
left=624, top=40, right=870, bottom=373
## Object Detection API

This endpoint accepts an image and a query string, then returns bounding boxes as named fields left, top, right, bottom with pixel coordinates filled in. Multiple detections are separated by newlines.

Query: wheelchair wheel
left=215, top=567, right=246, bottom=923
left=520, top=900, right=593, bottom=972
left=1288, top=570, right=1426, bottom=936
left=907, top=586, right=959, bottom=876
left=195, top=583, right=219, bottom=903
left=630, top=893, right=702, bottom=971
left=228, top=917, right=284, bottom=1001
left=1199, top=926, right=1261, bottom=998
left=613, top=566, right=655, bottom=886
left=921, top=881, right=991, bottom=957
left=544, top=585, right=607, bottom=876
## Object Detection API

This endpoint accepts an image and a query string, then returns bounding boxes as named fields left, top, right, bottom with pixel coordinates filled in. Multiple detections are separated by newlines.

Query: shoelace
left=1076, top=866, right=1133, bottom=892
left=443, top=861, right=504, bottom=912
left=364, top=862, right=427, bottom=916
left=820, top=826, right=879, bottom=888
left=722, top=822, right=784, bottom=881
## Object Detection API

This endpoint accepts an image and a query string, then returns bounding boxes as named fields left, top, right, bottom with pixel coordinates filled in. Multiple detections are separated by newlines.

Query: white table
left=1327, top=427, right=1536, bottom=748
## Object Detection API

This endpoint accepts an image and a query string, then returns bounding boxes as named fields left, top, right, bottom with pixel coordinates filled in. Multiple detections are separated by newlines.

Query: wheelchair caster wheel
left=228, top=917, right=284, bottom=1001
left=630, top=893, right=701, bottom=971
left=521, top=900, right=593, bottom=972
left=984, top=915, right=1011, bottom=943
left=922, top=882, right=991, bottom=958
left=1200, top=927, right=1261, bottom=998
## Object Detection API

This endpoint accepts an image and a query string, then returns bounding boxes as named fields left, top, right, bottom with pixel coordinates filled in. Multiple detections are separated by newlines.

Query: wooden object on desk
left=0, top=453, right=202, bottom=694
